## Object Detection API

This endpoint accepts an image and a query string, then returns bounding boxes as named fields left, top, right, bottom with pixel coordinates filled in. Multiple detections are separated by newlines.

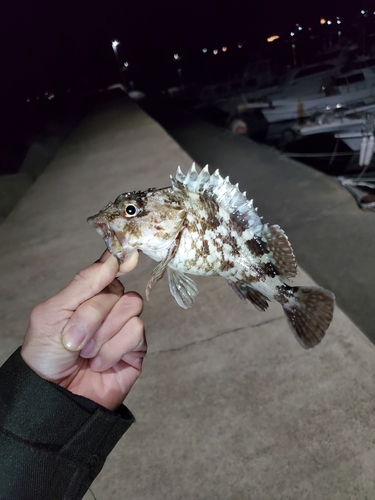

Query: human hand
left=21, top=251, right=146, bottom=411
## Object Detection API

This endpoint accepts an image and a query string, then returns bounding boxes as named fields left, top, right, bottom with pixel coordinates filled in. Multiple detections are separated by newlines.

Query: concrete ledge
left=20, top=139, right=60, bottom=181
left=1, top=93, right=374, bottom=500
left=0, top=172, right=33, bottom=217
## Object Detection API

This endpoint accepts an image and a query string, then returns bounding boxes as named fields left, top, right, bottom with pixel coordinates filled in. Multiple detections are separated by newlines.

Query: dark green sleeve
left=0, top=348, right=135, bottom=500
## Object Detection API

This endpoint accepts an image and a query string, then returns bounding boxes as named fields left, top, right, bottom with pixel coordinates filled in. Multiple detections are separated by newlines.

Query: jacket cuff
left=0, top=347, right=134, bottom=466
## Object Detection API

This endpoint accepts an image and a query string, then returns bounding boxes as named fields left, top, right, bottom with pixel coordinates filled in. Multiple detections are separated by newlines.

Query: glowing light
left=238, top=43, right=242, bottom=48
left=26, top=98, right=30, bottom=102
left=361, top=10, right=365, bottom=14
left=202, top=48, right=207, bottom=53
left=222, top=46, right=227, bottom=52
left=174, top=53, right=179, bottom=60
left=112, top=40, right=119, bottom=48
left=267, top=35, right=280, bottom=43
left=337, top=20, right=341, bottom=24
left=320, top=18, right=326, bottom=24
left=290, top=32, right=295, bottom=36
left=213, top=49, right=218, bottom=55
left=327, top=20, right=332, bottom=25
left=298, top=26, right=302, bottom=31
left=124, top=62, right=129, bottom=67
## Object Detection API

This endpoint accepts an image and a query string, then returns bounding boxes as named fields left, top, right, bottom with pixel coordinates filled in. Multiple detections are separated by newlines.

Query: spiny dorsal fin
left=171, top=164, right=263, bottom=236
left=262, top=224, right=297, bottom=279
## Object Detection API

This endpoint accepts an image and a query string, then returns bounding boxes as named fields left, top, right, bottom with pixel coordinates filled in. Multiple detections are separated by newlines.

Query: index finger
left=49, top=255, right=120, bottom=312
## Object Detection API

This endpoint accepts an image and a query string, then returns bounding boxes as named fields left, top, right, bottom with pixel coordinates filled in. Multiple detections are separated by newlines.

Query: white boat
left=197, top=59, right=283, bottom=113
left=203, top=44, right=360, bottom=117
left=295, top=107, right=375, bottom=137
left=335, top=130, right=375, bottom=154
left=262, top=64, right=375, bottom=123
left=211, top=61, right=340, bottom=114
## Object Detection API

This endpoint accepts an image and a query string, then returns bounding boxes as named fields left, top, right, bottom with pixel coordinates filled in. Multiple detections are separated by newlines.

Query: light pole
left=111, top=40, right=125, bottom=88
left=173, top=53, right=184, bottom=95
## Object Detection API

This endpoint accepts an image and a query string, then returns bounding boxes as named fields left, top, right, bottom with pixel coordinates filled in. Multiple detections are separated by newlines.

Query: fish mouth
left=87, top=213, right=130, bottom=263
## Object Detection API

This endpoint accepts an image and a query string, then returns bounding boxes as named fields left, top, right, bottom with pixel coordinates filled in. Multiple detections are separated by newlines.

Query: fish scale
left=88, top=163, right=335, bottom=349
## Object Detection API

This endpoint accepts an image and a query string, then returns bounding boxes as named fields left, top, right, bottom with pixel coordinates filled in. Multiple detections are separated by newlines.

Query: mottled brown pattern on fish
left=199, top=194, right=221, bottom=229
left=228, top=217, right=244, bottom=237
left=246, top=238, right=264, bottom=257
left=274, top=284, right=294, bottom=305
left=220, top=259, right=236, bottom=271
left=222, top=232, right=241, bottom=256
left=260, top=261, right=277, bottom=278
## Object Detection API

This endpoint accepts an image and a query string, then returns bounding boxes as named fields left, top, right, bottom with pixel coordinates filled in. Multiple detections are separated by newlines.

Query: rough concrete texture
left=20, top=139, right=61, bottom=181
left=0, top=171, right=33, bottom=217
left=1, top=92, right=374, bottom=499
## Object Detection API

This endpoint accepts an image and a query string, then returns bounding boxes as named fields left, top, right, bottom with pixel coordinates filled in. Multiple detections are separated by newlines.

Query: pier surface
left=1, top=91, right=374, bottom=499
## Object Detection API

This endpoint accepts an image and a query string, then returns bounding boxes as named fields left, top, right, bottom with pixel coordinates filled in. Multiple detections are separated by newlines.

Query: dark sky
left=0, top=0, right=368, bottom=98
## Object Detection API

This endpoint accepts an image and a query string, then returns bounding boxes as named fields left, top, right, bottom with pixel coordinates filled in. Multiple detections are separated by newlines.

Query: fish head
left=88, top=188, right=186, bottom=262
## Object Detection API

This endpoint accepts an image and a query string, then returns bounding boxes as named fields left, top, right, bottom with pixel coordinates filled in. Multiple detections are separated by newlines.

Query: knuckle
left=72, top=268, right=97, bottom=294
left=129, top=317, right=147, bottom=348
left=29, top=303, right=46, bottom=324
left=123, top=291, right=144, bottom=315
left=81, top=299, right=107, bottom=322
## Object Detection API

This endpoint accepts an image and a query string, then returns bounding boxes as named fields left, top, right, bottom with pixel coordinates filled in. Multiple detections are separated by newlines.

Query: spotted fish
left=88, top=164, right=335, bottom=349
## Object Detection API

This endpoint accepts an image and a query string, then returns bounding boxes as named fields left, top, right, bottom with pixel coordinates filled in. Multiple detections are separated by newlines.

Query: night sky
left=0, top=0, right=370, bottom=174
left=0, top=0, right=371, bottom=111
left=1, top=2, right=364, bottom=85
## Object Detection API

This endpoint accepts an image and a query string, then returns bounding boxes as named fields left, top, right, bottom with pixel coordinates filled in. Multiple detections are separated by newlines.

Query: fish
left=88, top=163, right=335, bottom=349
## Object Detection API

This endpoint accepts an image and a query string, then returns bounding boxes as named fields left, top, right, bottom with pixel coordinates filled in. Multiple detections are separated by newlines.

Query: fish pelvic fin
left=282, top=286, right=335, bottom=349
left=167, top=269, right=198, bottom=309
left=228, top=281, right=270, bottom=311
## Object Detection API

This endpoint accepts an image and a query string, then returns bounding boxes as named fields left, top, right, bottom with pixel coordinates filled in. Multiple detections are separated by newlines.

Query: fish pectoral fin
left=145, top=242, right=179, bottom=300
left=167, top=269, right=198, bottom=309
left=228, top=281, right=270, bottom=311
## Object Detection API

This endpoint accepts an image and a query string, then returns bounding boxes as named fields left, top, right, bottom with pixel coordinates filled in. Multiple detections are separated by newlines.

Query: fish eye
left=121, top=202, right=141, bottom=218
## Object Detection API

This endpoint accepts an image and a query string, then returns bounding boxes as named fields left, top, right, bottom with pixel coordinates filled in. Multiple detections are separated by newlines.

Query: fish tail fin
left=282, top=286, right=335, bottom=349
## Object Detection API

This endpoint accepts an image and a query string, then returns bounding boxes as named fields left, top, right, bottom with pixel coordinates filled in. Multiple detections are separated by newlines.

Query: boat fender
left=359, top=136, right=368, bottom=166
left=364, top=135, right=375, bottom=166
left=297, top=100, right=305, bottom=118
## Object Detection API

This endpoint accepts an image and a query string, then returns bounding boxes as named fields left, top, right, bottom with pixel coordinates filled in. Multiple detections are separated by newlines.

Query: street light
left=111, top=40, right=126, bottom=88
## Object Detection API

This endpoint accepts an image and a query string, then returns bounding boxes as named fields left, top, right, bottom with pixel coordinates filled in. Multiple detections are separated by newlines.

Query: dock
left=1, top=90, right=374, bottom=499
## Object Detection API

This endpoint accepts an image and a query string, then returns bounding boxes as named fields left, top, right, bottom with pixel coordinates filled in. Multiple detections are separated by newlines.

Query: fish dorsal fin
left=171, top=164, right=263, bottom=236
left=262, top=224, right=297, bottom=279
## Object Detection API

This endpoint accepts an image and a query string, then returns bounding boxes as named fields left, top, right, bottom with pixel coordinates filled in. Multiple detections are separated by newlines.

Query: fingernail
left=80, top=339, right=96, bottom=358
left=62, top=325, right=87, bottom=351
